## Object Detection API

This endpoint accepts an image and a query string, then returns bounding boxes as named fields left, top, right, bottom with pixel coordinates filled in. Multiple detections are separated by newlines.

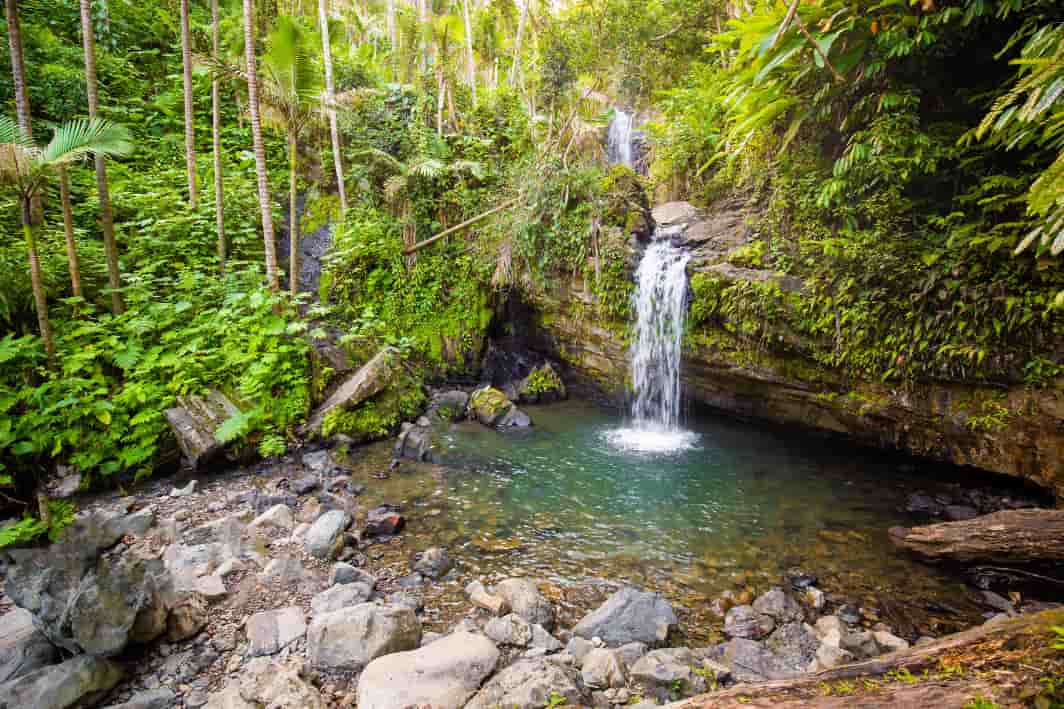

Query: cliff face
left=525, top=201, right=1064, bottom=499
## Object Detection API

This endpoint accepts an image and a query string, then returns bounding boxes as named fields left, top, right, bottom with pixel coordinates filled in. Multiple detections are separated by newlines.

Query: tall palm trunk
left=419, top=0, right=429, bottom=74
left=6, top=0, right=42, bottom=224
left=510, top=0, right=526, bottom=87
left=319, top=0, right=347, bottom=214
left=21, top=199, right=55, bottom=366
left=211, top=0, right=226, bottom=272
left=79, top=0, right=124, bottom=314
left=58, top=167, right=83, bottom=298
left=462, top=0, right=476, bottom=104
left=243, top=0, right=280, bottom=293
left=288, top=129, right=300, bottom=296
left=386, top=0, right=397, bottom=80
left=180, top=0, right=199, bottom=208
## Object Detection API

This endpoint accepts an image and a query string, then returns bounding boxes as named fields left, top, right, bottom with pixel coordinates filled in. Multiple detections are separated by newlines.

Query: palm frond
left=451, top=159, right=486, bottom=180
left=0, top=115, right=34, bottom=150
left=41, top=119, right=134, bottom=166
left=384, top=174, right=409, bottom=203
left=409, top=157, right=446, bottom=179
left=0, top=115, right=38, bottom=188
left=351, top=147, right=405, bottom=174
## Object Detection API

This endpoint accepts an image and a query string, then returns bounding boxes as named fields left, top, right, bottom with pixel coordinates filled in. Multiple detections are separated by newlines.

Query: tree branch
left=403, top=199, right=518, bottom=254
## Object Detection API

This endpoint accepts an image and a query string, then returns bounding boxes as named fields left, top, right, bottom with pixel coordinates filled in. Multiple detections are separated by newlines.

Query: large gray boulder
left=245, top=607, right=306, bottom=657
left=764, top=622, right=819, bottom=672
left=163, top=391, right=242, bottom=468
left=465, top=658, right=584, bottom=709
left=0, top=609, right=56, bottom=684
left=572, top=587, right=677, bottom=647
left=307, top=603, right=420, bottom=670
left=629, top=647, right=707, bottom=700
left=0, top=655, right=123, bottom=709
left=493, top=578, right=554, bottom=630
left=303, top=510, right=350, bottom=559
left=301, top=347, right=401, bottom=436
left=205, top=657, right=325, bottom=709
left=3, top=510, right=171, bottom=657
left=717, top=638, right=798, bottom=683
left=310, top=583, right=373, bottom=615
left=356, top=631, right=499, bottom=709
left=724, top=605, right=775, bottom=640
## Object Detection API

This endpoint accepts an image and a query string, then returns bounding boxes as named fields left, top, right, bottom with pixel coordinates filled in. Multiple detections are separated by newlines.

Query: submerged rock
left=393, top=423, right=441, bottom=463
left=356, top=631, right=499, bottom=709
left=572, top=586, right=677, bottom=647
left=364, top=506, right=405, bottom=537
left=412, top=547, right=452, bottom=579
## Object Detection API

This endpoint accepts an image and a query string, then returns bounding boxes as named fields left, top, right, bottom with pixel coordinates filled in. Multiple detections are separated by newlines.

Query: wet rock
left=364, top=505, right=404, bottom=537
left=469, top=387, right=531, bottom=428
left=0, top=655, right=123, bottom=708
left=0, top=609, right=56, bottom=684
left=485, top=614, right=533, bottom=647
left=836, top=604, right=861, bottom=625
left=164, top=391, right=242, bottom=468
left=580, top=648, right=627, bottom=689
left=981, top=590, right=1016, bottom=614
left=304, top=510, right=350, bottom=558
left=840, top=629, right=879, bottom=660
left=629, top=647, right=706, bottom=700
left=428, top=390, right=470, bottom=422
left=356, top=631, right=498, bottom=709
left=466, top=657, right=584, bottom=709
left=307, top=603, right=420, bottom=670
left=787, top=570, right=818, bottom=590
left=466, top=580, right=511, bottom=616
left=246, top=607, right=306, bottom=657
left=397, top=572, right=424, bottom=588
left=248, top=504, right=294, bottom=533
left=105, top=688, right=177, bottom=709
left=494, top=578, right=554, bottom=630
left=290, top=476, right=320, bottom=496
left=764, top=622, right=819, bottom=672
left=905, top=493, right=944, bottom=517
left=498, top=407, right=533, bottom=428
left=753, top=587, right=803, bottom=624
left=944, top=504, right=978, bottom=521
left=724, top=605, right=775, bottom=640
left=167, top=592, right=209, bottom=642
left=572, top=586, right=677, bottom=647
left=4, top=510, right=172, bottom=656
left=301, top=347, right=402, bottom=436
left=310, top=583, right=374, bottom=615
left=394, top=424, right=441, bottom=463
left=329, top=562, right=374, bottom=587
left=412, top=547, right=452, bottom=579
left=804, top=586, right=826, bottom=611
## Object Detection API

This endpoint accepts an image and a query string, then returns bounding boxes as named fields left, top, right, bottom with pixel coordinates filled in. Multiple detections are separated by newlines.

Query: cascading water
left=607, top=109, right=635, bottom=168
left=606, top=239, right=699, bottom=453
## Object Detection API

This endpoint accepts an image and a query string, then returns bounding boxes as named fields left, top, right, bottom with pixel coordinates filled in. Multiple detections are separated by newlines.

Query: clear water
left=608, top=239, right=697, bottom=454
left=348, top=401, right=988, bottom=640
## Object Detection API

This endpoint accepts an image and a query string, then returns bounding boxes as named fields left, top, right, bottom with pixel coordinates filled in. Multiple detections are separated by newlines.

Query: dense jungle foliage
left=1, top=0, right=1061, bottom=541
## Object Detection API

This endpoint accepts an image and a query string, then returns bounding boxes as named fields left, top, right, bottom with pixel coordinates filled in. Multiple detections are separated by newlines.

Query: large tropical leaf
left=40, top=119, right=134, bottom=166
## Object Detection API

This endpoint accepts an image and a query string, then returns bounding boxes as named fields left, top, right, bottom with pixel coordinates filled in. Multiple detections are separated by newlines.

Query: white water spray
left=607, top=109, right=635, bottom=168
left=607, top=239, right=698, bottom=454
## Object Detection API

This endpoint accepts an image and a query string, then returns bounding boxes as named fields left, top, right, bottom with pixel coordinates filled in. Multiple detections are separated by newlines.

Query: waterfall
left=607, top=109, right=635, bottom=168
left=606, top=238, right=698, bottom=453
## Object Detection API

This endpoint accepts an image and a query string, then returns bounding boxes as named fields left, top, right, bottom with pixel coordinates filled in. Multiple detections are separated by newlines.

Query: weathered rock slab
left=307, top=603, right=420, bottom=670
left=163, top=391, right=242, bottom=468
left=466, top=658, right=584, bottom=709
left=0, top=655, right=123, bottom=709
left=0, top=609, right=56, bottom=684
left=572, top=586, right=677, bottom=647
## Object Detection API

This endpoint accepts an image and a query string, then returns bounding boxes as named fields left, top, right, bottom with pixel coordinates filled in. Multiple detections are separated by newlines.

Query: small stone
left=485, top=614, right=533, bottom=647
left=171, top=480, right=197, bottom=498
left=364, top=505, right=405, bottom=536
left=412, top=547, right=452, bottom=580
left=292, top=476, right=320, bottom=496
left=724, top=605, right=774, bottom=640
left=249, top=504, right=294, bottom=532
left=330, top=563, right=374, bottom=586
left=167, top=594, right=209, bottom=643
left=466, top=580, right=511, bottom=617
left=873, top=630, right=910, bottom=654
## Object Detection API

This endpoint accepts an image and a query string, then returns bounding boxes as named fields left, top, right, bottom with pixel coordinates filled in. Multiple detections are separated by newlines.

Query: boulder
left=307, top=603, right=420, bottom=670
left=581, top=648, right=627, bottom=689
left=104, top=688, right=177, bottom=709
left=363, top=506, right=404, bottom=537
left=753, top=587, right=803, bottom=624
left=841, top=629, right=881, bottom=660
left=167, top=592, right=209, bottom=642
left=0, top=655, right=123, bottom=709
left=718, top=638, right=796, bottom=683
left=530, top=624, right=563, bottom=653
left=652, top=201, right=701, bottom=229
left=466, top=580, right=510, bottom=616
left=814, top=615, right=846, bottom=648
left=163, top=391, right=242, bottom=468
left=309, top=583, right=373, bottom=615
left=572, top=586, right=677, bottom=647
left=206, top=657, right=325, bottom=709
left=412, top=547, right=452, bottom=579
left=246, top=607, right=306, bottom=657
left=0, top=609, right=55, bottom=684
left=329, top=563, right=374, bottom=587
left=724, top=605, right=775, bottom=640
left=393, top=424, right=442, bottom=463
left=812, top=642, right=854, bottom=671
left=303, top=510, right=350, bottom=559
left=494, top=578, right=554, bottom=630
left=629, top=647, right=706, bottom=700
left=874, top=630, right=911, bottom=654
left=469, top=387, right=528, bottom=427
left=301, top=347, right=401, bottom=436
left=466, top=658, right=584, bottom=709
left=249, top=504, right=294, bottom=533
left=3, top=510, right=172, bottom=657
left=764, top=622, right=819, bottom=672
left=356, top=631, right=499, bottom=709
left=497, top=407, right=533, bottom=428
left=428, top=390, right=470, bottom=422
left=484, top=614, right=533, bottom=647
left=516, top=363, right=568, bottom=404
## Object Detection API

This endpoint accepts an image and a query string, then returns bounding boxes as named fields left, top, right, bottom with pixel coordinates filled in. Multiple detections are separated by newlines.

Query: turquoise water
left=352, top=400, right=989, bottom=638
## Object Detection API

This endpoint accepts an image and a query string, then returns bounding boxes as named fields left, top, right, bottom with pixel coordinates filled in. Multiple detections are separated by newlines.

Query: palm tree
left=180, top=0, right=199, bottom=208
left=79, top=0, right=125, bottom=314
left=462, top=0, right=477, bottom=104
left=242, top=0, right=281, bottom=294
left=211, top=0, right=226, bottom=272
left=319, top=0, right=348, bottom=214
left=0, top=117, right=133, bottom=365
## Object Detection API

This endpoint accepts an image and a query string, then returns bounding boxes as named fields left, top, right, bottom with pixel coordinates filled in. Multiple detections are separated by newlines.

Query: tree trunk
left=419, top=0, right=429, bottom=74
left=436, top=68, right=445, bottom=135
left=386, top=0, right=397, bottom=80
left=889, top=508, right=1064, bottom=566
left=22, top=199, right=55, bottom=367
left=58, top=167, right=83, bottom=298
left=319, top=0, right=348, bottom=214
left=243, top=0, right=281, bottom=294
left=211, top=0, right=226, bottom=273
left=510, top=0, right=527, bottom=87
left=180, top=0, right=199, bottom=208
left=462, top=0, right=476, bottom=104
left=6, top=0, right=43, bottom=225
left=288, top=129, right=300, bottom=297
left=80, top=0, right=124, bottom=315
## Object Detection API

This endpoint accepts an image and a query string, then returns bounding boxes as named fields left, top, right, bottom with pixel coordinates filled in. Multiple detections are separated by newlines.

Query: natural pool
left=345, top=400, right=996, bottom=641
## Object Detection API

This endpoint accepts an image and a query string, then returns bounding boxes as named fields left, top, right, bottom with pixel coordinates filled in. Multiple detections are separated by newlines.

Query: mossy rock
left=470, top=387, right=515, bottom=426
left=517, top=363, right=567, bottom=404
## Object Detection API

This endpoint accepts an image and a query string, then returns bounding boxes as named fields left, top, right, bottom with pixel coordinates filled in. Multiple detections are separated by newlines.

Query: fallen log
left=669, top=608, right=1064, bottom=708
left=888, top=508, right=1064, bottom=566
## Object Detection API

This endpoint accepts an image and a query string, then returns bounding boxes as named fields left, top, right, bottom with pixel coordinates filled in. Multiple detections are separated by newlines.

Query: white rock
left=873, top=630, right=910, bottom=654
left=171, top=480, right=197, bottom=498
left=248, top=504, right=294, bottom=533
left=307, top=604, right=420, bottom=669
left=245, top=607, right=306, bottom=657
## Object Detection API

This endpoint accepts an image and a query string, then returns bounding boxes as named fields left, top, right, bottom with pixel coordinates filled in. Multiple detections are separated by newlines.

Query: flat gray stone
left=0, top=608, right=56, bottom=684
left=307, top=603, right=420, bottom=670
left=572, top=587, right=677, bottom=647
left=245, top=607, right=306, bottom=657
left=0, top=655, right=123, bottom=709
left=304, top=510, right=350, bottom=559
left=465, top=658, right=584, bottom=709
